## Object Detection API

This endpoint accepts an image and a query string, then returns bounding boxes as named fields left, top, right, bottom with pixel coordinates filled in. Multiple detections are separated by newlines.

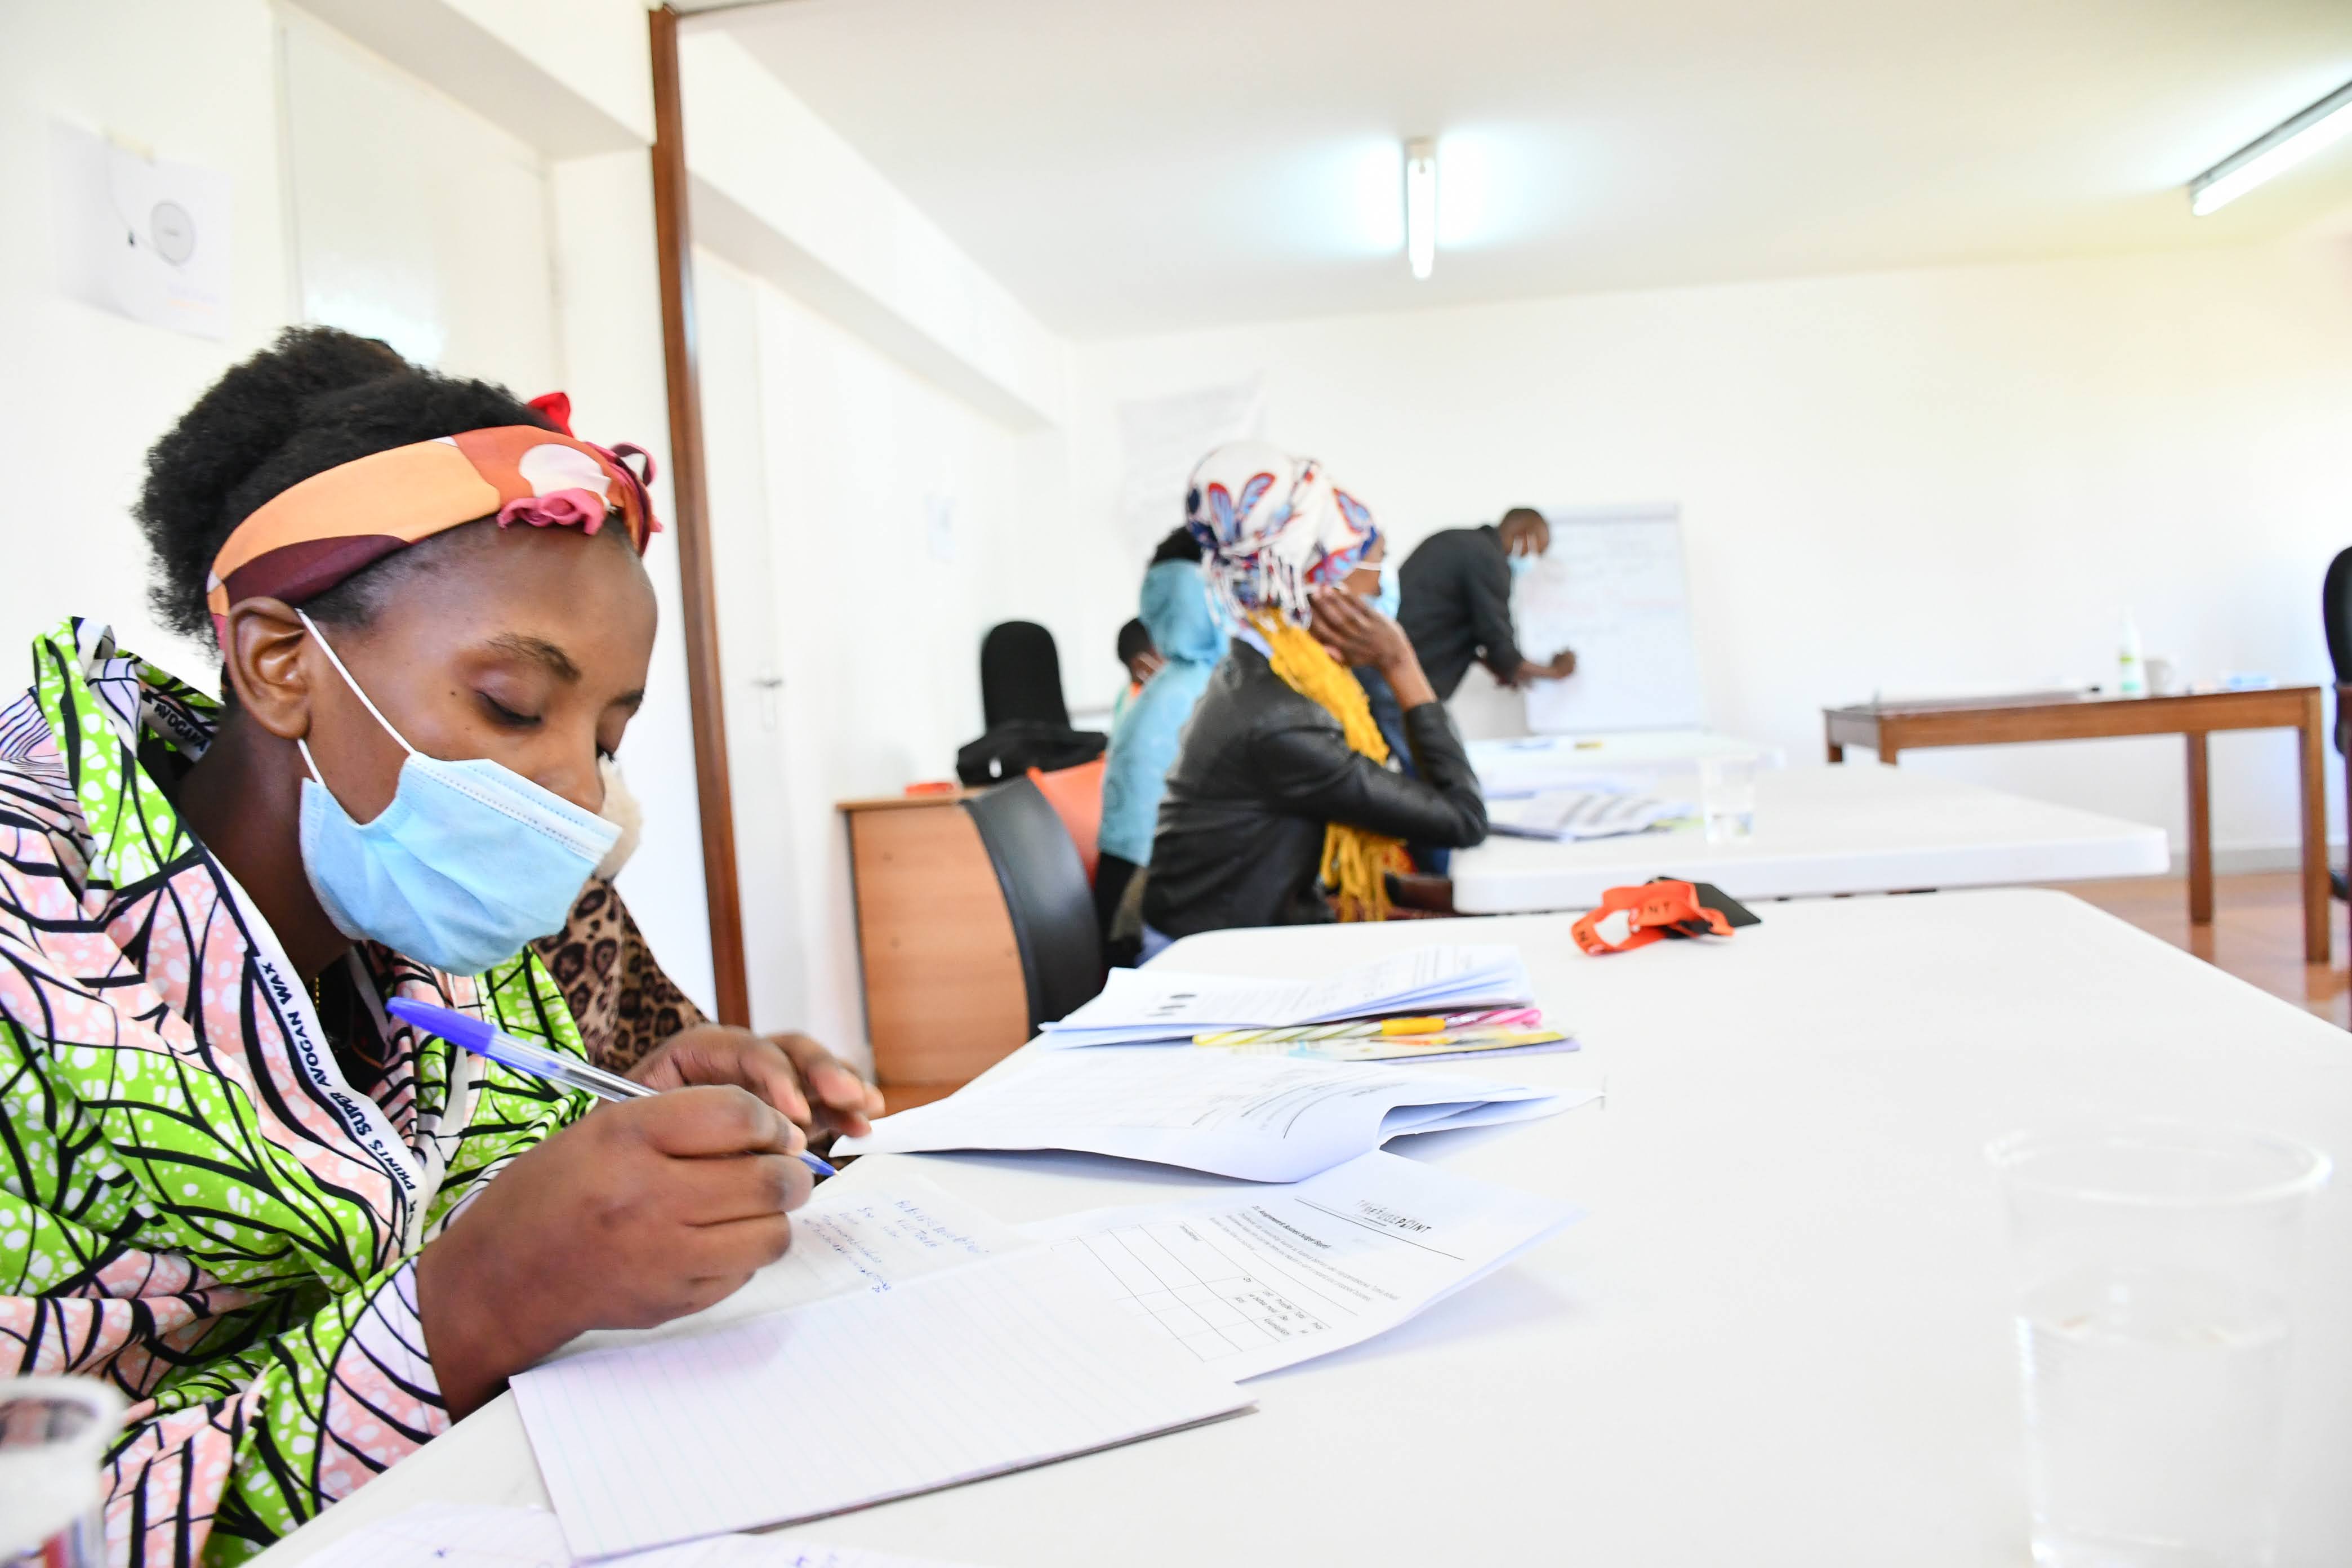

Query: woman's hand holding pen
left=415, top=1085, right=812, bottom=1419
left=632, top=1026, right=885, bottom=1141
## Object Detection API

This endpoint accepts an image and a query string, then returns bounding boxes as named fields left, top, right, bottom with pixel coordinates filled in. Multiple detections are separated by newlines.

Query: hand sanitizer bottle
left=2117, top=612, right=2146, bottom=697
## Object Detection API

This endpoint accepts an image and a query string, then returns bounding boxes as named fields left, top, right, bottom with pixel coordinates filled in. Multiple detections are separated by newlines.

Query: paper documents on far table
left=1027, top=1150, right=1578, bottom=1380
left=831, top=1049, right=1589, bottom=1182
left=1485, top=788, right=1686, bottom=841
left=513, top=1247, right=1253, bottom=1558
left=1039, top=943, right=1535, bottom=1048
left=304, top=1503, right=979, bottom=1568
left=553, top=1171, right=1027, bottom=1361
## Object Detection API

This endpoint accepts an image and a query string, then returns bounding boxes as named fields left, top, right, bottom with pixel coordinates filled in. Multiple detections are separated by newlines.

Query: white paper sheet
left=832, top=1050, right=1589, bottom=1182
left=1041, top=944, right=1534, bottom=1048
left=1513, top=507, right=1704, bottom=734
left=513, top=1248, right=1254, bottom=1558
left=304, top=1503, right=977, bottom=1568
left=553, top=1173, right=1028, bottom=1360
left=1485, top=789, right=1687, bottom=841
left=1026, top=1151, right=1579, bottom=1381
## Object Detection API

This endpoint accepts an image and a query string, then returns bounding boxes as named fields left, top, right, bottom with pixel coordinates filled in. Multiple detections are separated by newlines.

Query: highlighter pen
left=384, top=996, right=836, bottom=1177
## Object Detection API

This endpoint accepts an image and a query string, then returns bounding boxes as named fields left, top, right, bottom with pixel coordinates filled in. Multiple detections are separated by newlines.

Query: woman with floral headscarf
left=1142, top=442, right=1486, bottom=939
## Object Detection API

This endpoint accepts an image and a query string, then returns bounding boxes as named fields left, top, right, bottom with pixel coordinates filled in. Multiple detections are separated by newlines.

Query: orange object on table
left=1571, top=880, right=1736, bottom=955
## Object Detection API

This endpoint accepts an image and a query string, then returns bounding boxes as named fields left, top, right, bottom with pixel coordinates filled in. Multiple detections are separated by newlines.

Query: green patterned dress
left=0, top=619, right=600, bottom=1566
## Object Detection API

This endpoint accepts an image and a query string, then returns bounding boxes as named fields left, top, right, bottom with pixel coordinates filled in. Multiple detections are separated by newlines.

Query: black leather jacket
left=1143, top=644, right=1487, bottom=938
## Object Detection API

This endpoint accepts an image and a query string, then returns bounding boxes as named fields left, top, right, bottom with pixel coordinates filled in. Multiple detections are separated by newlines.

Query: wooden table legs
left=2185, top=707, right=2327, bottom=963
left=2185, top=731, right=2213, bottom=924
left=2296, top=688, right=2329, bottom=964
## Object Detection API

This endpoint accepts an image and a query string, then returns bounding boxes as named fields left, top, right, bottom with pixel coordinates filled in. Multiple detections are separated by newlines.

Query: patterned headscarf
left=1184, top=440, right=1379, bottom=626
left=204, top=395, right=658, bottom=645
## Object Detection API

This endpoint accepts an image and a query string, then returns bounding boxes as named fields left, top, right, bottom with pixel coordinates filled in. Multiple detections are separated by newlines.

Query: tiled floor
left=2053, top=872, right=2349, bottom=1029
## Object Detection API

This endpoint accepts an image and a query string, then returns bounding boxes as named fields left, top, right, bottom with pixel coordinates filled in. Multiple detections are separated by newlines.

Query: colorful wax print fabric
left=0, top=619, right=595, bottom=1568
left=1183, top=439, right=1379, bottom=627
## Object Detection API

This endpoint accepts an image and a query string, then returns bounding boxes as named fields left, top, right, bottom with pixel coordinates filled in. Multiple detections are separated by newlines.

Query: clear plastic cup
left=1699, top=755, right=1756, bottom=843
left=0, top=1377, right=126, bottom=1568
left=1987, top=1125, right=2329, bottom=1568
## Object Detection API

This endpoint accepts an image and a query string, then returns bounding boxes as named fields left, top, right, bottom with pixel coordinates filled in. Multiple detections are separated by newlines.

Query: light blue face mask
left=1508, top=552, right=1538, bottom=581
left=295, top=613, right=621, bottom=976
left=1370, top=560, right=1402, bottom=620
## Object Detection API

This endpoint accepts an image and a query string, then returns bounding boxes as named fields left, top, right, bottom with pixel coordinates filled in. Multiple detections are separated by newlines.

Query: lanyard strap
left=211, top=859, right=438, bottom=1250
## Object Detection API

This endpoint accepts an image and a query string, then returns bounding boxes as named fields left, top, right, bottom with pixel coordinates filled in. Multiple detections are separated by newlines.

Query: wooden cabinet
left=840, top=794, right=1030, bottom=1110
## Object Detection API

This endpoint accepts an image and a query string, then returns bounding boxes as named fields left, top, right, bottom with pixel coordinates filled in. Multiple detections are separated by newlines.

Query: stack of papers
left=304, top=1502, right=977, bottom=1568
left=1028, top=1150, right=1579, bottom=1380
left=1039, top=944, right=1534, bottom=1049
left=1485, top=788, right=1687, bottom=841
left=832, top=1049, right=1589, bottom=1181
left=514, top=1248, right=1253, bottom=1557
left=1198, top=1027, right=1575, bottom=1063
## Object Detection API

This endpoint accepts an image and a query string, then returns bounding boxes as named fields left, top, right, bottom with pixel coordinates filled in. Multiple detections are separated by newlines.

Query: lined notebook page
left=512, top=1248, right=1254, bottom=1558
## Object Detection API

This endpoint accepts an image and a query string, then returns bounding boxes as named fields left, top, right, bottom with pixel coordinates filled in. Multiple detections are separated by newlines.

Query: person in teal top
left=1095, top=530, right=1224, bottom=950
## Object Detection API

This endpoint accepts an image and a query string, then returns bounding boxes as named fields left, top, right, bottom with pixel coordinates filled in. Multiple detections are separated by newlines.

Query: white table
left=1451, top=763, right=2168, bottom=915
left=255, top=892, right=2352, bottom=1568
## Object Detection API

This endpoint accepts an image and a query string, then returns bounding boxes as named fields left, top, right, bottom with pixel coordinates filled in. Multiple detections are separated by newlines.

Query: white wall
left=693, top=250, right=1074, bottom=1063
left=3, top=0, right=721, bottom=1012
left=2, top=0, right=290, bottom=680
left=1071, top=237, right=2352, bottom=860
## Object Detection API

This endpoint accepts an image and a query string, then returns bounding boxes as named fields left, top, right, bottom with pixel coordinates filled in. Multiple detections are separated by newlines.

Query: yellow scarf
left=1254, top=613, right=1411, bottom=922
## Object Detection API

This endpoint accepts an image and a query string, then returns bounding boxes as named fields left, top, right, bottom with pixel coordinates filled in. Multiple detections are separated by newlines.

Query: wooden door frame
left=647, top=5, right=751, bottom=1024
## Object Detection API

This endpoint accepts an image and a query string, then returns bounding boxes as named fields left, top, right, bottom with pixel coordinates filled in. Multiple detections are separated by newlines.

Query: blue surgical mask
left=1371, top=560, right=1402, bottom=620
left=295, top=613, right=621, bottom=975
left=1508, top=553, right=1537, bottom=581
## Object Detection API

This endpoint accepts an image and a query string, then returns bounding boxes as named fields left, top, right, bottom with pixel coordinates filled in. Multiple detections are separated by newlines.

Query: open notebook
left=513, top=1247, right=1253, bottom=1558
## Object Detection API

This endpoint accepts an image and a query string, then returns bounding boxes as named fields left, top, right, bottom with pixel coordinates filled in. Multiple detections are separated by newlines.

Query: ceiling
left=706, top=0, right=2352, bottom=341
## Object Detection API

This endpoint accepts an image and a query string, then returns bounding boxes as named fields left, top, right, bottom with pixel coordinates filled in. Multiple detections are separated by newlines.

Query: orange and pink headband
left=204, top=397, right=660, bottom=644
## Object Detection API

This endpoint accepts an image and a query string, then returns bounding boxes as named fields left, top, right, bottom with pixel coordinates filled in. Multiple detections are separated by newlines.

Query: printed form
left=553, top=1173, right=1028, bottom=1361
left=1040, top=945, right=1535, bottom=1046
left=834, top=1049, right=1589, bottom=1181
left=1027, top=1151, right=1579, bottom=1380
left=302, top=1503, right=977, bottom=1568
left=514, top=1248, right=1253, bottom=1558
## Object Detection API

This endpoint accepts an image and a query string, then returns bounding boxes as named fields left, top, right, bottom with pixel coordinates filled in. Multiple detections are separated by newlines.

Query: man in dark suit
left=1396, top=506, right=1576, bottom=700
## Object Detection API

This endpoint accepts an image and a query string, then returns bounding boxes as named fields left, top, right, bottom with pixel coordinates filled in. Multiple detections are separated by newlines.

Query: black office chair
left=963, top=777, right=1106, bottom=1030
left=2324, top=547, right=2352, bottom=899
left=979, top=621, right=1071, bottom=729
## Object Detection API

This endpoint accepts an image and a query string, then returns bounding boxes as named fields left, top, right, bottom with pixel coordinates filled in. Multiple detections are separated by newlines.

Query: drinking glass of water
left=1699, top=755, right=1756, bottom=843
left=0, top=1377, right=124, bottom=1568
left=1988, top=1125, right=2329, bottom=1568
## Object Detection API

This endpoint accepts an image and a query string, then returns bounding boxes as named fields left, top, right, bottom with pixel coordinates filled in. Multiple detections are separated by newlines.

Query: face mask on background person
left=294, top=612, right=622, bottom=975
left=1508, top=551, right=1538, bottom=581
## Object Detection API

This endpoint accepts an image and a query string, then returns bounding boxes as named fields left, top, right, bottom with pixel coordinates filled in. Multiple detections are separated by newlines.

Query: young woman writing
left=0, top=328, right=879, bottom=1566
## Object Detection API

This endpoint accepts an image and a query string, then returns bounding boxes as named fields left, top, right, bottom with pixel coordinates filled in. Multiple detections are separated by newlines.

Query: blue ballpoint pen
left=384, top=996, right=836, bottom=1176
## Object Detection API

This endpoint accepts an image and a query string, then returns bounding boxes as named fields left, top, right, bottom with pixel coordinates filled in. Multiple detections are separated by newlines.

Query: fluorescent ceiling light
left=1404, top=136, right=1437, bottom=279
left=2189, top=78, right=2352, bottom=217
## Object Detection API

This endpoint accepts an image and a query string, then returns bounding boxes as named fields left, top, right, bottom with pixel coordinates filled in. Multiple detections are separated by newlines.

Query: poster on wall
left=50, top=121, right=231, bottom=341
left=1115, top=377, right=1266, bottom=553
left=1516, top=504, right=1705, bottom=734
